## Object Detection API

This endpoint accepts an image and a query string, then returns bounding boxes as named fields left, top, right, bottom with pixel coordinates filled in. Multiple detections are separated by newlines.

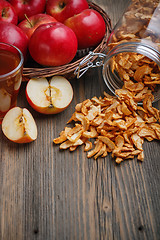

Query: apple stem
left=59, top=2, right=66, bottom=9
left=2, top=9, right=6, bottom=17
left=24, top=14, right=33, bottom=28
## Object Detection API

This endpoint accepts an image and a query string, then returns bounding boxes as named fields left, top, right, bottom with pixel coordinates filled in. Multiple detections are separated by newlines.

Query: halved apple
left=26, top=76, right=73, bottom=114
left=2, top=107, right=37, bottom=143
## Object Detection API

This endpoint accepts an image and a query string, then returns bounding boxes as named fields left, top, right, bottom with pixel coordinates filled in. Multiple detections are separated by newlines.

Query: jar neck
left=105, top=41, right=160, bottom=67
left=102, top=41, right=160, bottom=101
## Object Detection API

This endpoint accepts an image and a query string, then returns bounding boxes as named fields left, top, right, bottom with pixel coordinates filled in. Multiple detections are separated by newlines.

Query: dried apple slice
left=26, top=76, right=73, bottom=114
left=2, top=107, right=37, bottom=143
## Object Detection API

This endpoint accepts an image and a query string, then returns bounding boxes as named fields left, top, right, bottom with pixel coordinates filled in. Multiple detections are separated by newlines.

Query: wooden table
left=0, top=0, right=160, bottom=239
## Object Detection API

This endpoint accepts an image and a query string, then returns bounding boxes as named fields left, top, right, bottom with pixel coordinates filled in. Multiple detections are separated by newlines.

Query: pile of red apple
left=0, top=0, right=106, bottom=66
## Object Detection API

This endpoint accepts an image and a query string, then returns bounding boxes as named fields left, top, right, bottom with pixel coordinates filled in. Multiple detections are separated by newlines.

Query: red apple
left=46, top=0, right=89, bottom=23
left=28, top=22, right=78, bottom=66
left=8, top=0, right=46, bottom=22
left=26, top=76, right=73, bottom=114
left=0, top=0, right=18, bottom=24
left=18, top=13, right=57, bottom=39
left=0, top=21, right=28, bottom=59
left=64, top=9, right=106, bottom=49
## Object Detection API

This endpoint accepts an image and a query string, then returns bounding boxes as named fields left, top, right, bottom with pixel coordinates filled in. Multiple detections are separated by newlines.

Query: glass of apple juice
left=0, top=42, right=24, bottom=124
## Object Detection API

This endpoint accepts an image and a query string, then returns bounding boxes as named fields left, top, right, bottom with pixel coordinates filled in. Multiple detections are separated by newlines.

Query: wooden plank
left=0, top=0, right=160, bottom=239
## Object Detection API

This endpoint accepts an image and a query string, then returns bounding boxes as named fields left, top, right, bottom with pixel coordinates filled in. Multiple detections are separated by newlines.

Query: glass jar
left=102, top=0, right=160, bottom=102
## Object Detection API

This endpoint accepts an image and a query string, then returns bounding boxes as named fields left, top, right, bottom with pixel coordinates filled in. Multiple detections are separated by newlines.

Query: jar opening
left=103, top=42, right=160, bottom=102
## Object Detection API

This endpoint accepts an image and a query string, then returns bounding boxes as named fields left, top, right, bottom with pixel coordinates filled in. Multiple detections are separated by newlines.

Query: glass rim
left=0, top=42, right=24, bottom=80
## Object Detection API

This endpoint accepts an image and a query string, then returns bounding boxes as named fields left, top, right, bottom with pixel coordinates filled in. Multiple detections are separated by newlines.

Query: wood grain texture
left=0, top=0, right=160, bottom=240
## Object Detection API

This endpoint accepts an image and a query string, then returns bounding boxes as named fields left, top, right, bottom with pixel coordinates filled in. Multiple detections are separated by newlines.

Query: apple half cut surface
left=2, top=107, right=38, bottom=143
left=26, top=76, right=73, bottom=114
